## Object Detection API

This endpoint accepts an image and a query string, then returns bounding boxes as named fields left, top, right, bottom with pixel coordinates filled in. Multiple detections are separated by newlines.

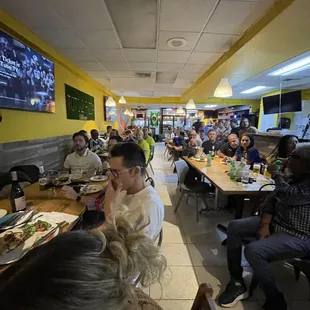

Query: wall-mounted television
left=263, top=90, right=302, bottom=115
left=0, top=30, right=55, bottom=113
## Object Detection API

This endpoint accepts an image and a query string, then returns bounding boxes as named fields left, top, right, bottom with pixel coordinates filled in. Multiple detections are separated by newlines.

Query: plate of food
left=0, top=218, right=59, bottom=265
left=82, top=185, right=103, bottom=195
left=90, top=175, right=108, bottom=182
left=0, top=211, right=34, bottom=230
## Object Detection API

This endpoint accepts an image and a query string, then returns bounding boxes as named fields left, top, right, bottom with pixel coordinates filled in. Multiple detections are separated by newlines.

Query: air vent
left=167, top=37, right=187, bottom=48
left=135, top=72, right=153, bottom=78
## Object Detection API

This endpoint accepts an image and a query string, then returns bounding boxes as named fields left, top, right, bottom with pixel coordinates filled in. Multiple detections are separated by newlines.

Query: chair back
left=175, top=159, right=189, bottom=185
left=150, top=145, right=155, bottom=161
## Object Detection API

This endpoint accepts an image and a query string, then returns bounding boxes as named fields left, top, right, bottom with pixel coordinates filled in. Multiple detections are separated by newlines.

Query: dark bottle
left=10, top=171, right=26, bottom=212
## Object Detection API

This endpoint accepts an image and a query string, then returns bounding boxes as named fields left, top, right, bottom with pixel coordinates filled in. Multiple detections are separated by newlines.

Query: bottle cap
left=11, top=171, right=18, bottom=181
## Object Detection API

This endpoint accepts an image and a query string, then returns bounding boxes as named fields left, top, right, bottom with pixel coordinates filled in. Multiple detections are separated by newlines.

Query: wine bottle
left=211, top=145, right=215, bottom=158
left=38, top=166, right=47, bottom=191
left=10, top=171, right=26, bottom=212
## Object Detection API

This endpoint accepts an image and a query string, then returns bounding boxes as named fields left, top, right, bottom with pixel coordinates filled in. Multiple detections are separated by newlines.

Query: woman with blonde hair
left=0, top=209, right=167, bottom=310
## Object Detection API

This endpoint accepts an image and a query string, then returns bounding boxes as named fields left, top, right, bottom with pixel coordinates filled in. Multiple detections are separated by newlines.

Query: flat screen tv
left=263, top=90, right=302, bottom=115
left=0, top=30, right=55, bottom=113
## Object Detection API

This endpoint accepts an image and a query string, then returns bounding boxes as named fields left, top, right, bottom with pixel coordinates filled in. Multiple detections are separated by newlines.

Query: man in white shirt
left=64, top=132, right=102, bottom=176
left=104, top=143, right=164, bottom=240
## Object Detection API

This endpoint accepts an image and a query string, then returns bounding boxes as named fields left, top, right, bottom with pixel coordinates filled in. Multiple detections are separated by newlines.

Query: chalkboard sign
left=65, top=84, right=95, bottom=120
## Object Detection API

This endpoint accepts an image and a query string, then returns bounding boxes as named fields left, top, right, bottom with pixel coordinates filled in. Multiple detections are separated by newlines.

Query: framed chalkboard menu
left=65, top=84, right=95, bottom=120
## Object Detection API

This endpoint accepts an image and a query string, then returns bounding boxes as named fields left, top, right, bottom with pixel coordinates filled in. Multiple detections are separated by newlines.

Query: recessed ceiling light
left=241, top=86, right=267, bottom=94
left=204, top=105, right=217, bottom=108
left=166, top=37, right=187, bottom=48
left=268, top=56, right=310, bottom=76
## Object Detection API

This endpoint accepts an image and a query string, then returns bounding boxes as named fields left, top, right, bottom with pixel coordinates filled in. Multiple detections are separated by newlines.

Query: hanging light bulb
left=214, top=78, right=233, bottom=98
left=124, top=108, right=130, bottom=115
left=118, top=96, right=126, bottom=104
left=106, top=96, right=116, bottom=107
left=129, top=111, right=134, bottom=117
left=176, top=106, right=185, bottom=114
left=186, top=98, right=196, bottom=109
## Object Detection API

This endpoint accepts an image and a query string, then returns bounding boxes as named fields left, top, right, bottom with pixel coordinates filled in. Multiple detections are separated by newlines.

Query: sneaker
left=263, top=293, right=287, bottom=310
left=218, top=279, right=249, bottom=308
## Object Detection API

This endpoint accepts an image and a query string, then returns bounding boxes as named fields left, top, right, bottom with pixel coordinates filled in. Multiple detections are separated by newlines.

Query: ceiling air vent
left=166, top=37, right=187, bottom=48
left=135, top=72, right=152, bottom=78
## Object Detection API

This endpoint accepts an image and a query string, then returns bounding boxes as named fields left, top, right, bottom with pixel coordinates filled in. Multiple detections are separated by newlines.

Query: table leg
left=214, top=188, right=219, bottom=210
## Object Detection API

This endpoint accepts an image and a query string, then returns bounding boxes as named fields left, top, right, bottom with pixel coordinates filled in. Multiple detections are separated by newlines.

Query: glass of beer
left=253, top=163, right=261, bottom=178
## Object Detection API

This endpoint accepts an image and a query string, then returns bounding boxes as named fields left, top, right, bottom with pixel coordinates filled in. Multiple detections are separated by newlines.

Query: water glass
left=253, top=163, right=261, bottom=177
left=242, top=169, right=250, bottom=184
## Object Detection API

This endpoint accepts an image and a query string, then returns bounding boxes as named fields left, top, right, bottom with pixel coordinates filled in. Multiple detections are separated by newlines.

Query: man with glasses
left=218, top=143, right=310, bottom=310
left=61, top=143, right=164, bottom=240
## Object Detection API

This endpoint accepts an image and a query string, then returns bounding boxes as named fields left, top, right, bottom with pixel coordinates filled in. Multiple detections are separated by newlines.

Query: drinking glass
left=242, top=169, right=250, bottom=184
left=253, top=163, right=261, bottom=178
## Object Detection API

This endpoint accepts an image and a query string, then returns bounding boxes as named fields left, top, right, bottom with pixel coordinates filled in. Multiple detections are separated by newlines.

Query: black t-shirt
left=220, top=142, right=238, bottom=158
left=230, top=127, right=240, bottom=134
left=202, top=140, right=221, bottom=154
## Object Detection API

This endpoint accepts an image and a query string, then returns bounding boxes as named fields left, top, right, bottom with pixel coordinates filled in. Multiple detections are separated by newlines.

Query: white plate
left=0, top=217, right=59, bottom=265
left=90, top=175, right=108, bottom=182
left=84, top=185, right=103, bottom=194
left=195, top=158, right=207, bottom=162
left=0, top=209, right=7, bottom=219
left=0, top=211, right=34, bottom=230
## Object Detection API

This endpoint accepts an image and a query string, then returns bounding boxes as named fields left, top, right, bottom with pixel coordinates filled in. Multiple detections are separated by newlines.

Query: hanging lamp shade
left=176, top=106, right=185, bottom=114
left=106, top=96, right=116, bottom=107
left=118, top=96, right=126, bottom=104
left=186, top=98, right=196, bottom=109
left=129, top=111, right=134, bottom=117
left=214, top=78, right=233, bottom=98
left=124, top=108, right=130, bottom=115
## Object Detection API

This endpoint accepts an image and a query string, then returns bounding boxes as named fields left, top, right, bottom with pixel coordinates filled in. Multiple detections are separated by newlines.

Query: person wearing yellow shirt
left=136, top=129, right=150, bottom=163
left=142, top=127, right=155, bottom=148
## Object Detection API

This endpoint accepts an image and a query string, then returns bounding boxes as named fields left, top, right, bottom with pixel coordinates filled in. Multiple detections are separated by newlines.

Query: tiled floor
left=146, top=143, right=310, bottom=310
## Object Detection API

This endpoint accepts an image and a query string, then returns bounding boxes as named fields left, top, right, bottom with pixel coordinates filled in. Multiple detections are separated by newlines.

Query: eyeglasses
left=107, top=167, right=134, bottom=179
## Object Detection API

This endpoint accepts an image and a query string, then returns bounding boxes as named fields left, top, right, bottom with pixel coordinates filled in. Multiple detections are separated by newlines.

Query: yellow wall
left=0, top=10, right=117, bottom=143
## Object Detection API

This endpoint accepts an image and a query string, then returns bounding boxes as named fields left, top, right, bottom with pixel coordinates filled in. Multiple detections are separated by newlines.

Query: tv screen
left=263, top=90, right=302, bottom=115
left=0, top=30, right=55, bottom=113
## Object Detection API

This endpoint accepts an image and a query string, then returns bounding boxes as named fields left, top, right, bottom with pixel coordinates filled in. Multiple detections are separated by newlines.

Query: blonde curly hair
left=0, top=209, right=167, bottom=310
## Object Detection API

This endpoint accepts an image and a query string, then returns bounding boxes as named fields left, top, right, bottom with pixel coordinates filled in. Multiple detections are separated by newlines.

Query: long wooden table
left=183, top=156, right=274, bottom=218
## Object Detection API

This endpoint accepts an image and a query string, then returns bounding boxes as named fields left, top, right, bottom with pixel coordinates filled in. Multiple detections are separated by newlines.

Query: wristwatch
left=76, top=195, right=82, bottom=203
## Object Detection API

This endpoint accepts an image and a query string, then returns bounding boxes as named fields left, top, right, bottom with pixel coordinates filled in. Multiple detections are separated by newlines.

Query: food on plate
left=0, top=220, right=52, bottom=255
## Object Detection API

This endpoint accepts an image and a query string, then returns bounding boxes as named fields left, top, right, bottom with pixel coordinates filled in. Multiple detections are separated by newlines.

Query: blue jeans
left=227, top=216, right=310, bottom=299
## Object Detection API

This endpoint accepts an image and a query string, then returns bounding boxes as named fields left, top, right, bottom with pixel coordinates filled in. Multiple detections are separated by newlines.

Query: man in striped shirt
left=218, top=143, right=310, bottom=310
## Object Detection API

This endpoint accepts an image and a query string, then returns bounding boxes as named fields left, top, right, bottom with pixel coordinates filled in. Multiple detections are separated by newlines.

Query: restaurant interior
left=0, top=0, right=310, bottom=309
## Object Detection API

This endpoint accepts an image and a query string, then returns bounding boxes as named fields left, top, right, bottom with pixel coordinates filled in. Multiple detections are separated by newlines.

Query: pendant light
left=176, top=106, right=185, bottom=114
left=186, top=98, right=196, bottom=109
left=124, top=108, right=130, bottom=115
left=129, top=111, right=134, bottom=117
left=118, top=96, right=126, bottom=104
left=106, top=96, right=116, bottom=107
left=214, top=78, right=232, bottom=98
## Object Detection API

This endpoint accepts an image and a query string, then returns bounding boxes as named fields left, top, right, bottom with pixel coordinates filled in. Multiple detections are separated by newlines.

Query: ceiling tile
left=1, top=0, right=65, bottom=29
left=87, top=71, right=111, bottom=78
left=76, top=30, right=121, bottom=49
left=58, top=49, right=96, bottom=62
left=169, top=89, right=186, bottom=96
left=102, top=62, right=131, bottom=71
left=141, top=90, right=155, bottom=97
left=159, top=31, right=200, bottom=51
left=47, top=0, right=113, bottom=30
left=204, top=0, right=274, bottom=35
left=129, top=63, right=156, bottom=71
left=182, top=64, right=209, bottom=74
left=187, top=52, right=222, bottom=65
left=174, top=79, right=192, bottom=88
left=109, top=71, right=133, bottom=78
left=156, top=72, right=178, bottom=83
left=122, top=91, right=142, bottom=97
left=156, top=63, right=183, bottom=72
left=77, top=61, right=105, bottom=71
left=178, top=72, right=201, bottom=80
left=195, top=33, right=241, bottom=52
left=160, top=0, right=218, bottom=32
left=93, top=50, right=126, bottom=62
left=154, top=91, right=172, bottom=97
left=123, top=49, right=156, bottom=62
left=95, top=78, right=111, bottom=87
left=32, top=28, right=85, bottom=48
left=157, top=51, right=190, bottom=63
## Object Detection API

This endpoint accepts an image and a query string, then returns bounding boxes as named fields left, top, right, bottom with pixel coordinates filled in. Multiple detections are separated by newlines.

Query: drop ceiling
left=1, top=0, right=277, bottom=98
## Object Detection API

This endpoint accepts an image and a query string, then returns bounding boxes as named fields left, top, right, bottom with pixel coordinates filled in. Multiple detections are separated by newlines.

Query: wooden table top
left=183, top=156, right=274, bottom=195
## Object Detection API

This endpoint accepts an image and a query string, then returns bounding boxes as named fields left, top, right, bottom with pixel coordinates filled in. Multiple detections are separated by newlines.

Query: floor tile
left=162, top=213, right=182, bottom=228
left=194, top=266, right=230, bottom=300
left=160, top=243, right=192, bottom=266
left=155, top=300, right=194, bottom=310
left=187, top=243, right=227, bottom=267
left=150, top=266, right=198, bottom=300
left=161, top=226, right=185, bottom=244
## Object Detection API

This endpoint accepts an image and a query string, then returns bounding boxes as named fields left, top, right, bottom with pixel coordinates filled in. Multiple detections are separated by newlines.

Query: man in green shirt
left=136, top=129, right=150, bottom=163
left=143, top=127, right=155, bottom=148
